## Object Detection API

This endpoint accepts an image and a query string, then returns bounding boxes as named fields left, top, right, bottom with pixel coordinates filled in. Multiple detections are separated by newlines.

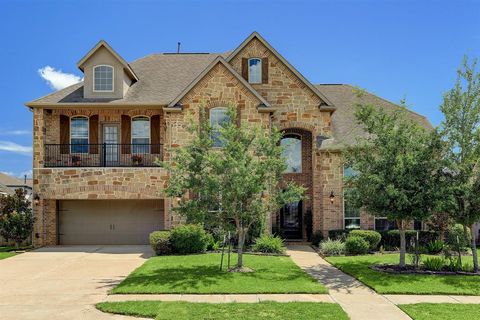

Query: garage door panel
left=59, top=200, right=164, bottom=245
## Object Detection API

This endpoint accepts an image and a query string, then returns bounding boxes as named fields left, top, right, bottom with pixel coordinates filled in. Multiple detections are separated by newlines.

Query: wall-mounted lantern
left=33, top=194, right=40, bottom=206
left=329, top=191, right=335, bottom=204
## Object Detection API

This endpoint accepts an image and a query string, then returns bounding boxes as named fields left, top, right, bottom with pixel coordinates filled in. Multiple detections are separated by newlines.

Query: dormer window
left=248, top=58, right=262, bottom=84
left=93, top=65, right=114, bottom=92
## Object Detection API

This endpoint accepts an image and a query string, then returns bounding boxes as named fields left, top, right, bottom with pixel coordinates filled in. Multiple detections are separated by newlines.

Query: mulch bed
left=371, top=264, right=480, bottom=276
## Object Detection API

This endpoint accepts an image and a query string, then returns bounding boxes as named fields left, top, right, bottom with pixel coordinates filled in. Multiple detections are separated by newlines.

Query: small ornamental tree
left=439, top=57, right=480, bottom=272
left=0, top=188, right=34, bottom=248
left=345, top=102, right=444, bottom=268
left=161, top=104, right=304, bottom=270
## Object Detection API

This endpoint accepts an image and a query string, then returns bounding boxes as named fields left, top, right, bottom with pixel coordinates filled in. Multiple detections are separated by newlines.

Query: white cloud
left=0, top=130, right=30, bottom=136
left=0, top=171, right=15, bottom=176
left=0, top=141, right=32, bottom=156
left=38, top=66, right=82, bottom=90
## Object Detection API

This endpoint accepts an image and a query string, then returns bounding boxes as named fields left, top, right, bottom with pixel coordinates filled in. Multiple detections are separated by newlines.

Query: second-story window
left=210, top=107, right=229, bottom=148
left=132, top=116, right=150, bottom=153
left=93, top=65, right=114, bottom=91
left=248, top=58, right=262, bottom=84
left=281, top=134, right=302, bottom=173
left=70, top=116, right=89, bottom=153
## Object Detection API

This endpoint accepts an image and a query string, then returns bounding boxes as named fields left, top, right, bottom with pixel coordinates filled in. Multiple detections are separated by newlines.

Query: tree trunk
left=470, top=224, right=478, bottom=273
left=237, top=228, right=246, bottom=268
left=398, top=220, right=406, bottom=268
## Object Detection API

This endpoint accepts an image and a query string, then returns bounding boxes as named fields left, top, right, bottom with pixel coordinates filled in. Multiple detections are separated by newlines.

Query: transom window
left=248, top=58, right=262, bottom=84
left=210, top=107, right=229, bottom=148
left=281, top=134, right=302, bottom=173
left=70, top=116, right=89, bottom=153
left=93, top=65, right=113, bottom=91
left=132, top=116, right=150, bottom=153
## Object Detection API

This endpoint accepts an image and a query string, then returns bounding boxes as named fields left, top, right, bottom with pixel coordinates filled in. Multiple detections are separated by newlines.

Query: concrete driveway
left=0, top=245, right=153, bottom=320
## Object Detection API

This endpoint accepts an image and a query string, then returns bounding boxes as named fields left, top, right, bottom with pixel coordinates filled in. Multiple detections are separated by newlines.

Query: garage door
left=59, top=200, right=164, bottom=245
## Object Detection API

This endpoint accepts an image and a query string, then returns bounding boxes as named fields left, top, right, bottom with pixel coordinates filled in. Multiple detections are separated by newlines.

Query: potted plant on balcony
left=131, top=155, right=143, bottom=166
left=71, top=155, right=82, bottom=166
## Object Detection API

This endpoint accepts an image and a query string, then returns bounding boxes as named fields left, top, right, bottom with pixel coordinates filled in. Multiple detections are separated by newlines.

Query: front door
left=280, top=200, right=302, bottom=239
left=103, top=124, right=119, bottom=166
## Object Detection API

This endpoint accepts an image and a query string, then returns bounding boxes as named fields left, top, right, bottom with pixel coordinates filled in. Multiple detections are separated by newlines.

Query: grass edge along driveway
left=96, top=301, right=348, bottom=320
left=326, top=252, right=480, bottom=295
left=0, top=247, right=17, bottom=260
left=399, top=303, right=480, bottom=320
left=112, top=253, right=327, bottom=294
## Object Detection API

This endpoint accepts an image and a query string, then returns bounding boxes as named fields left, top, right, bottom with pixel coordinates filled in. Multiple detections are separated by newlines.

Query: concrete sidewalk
left=287, top=245, right=411, bottom=320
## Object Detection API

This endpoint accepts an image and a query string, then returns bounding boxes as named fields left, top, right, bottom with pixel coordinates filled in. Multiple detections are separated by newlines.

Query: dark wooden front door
left=280, top=200, right=302, bottom=239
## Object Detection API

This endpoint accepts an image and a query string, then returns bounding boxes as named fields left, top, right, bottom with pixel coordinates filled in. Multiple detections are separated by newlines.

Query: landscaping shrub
left=426, top=240, right=445, bottom=254
left=328, top=229, right=350, bottom=240
left=205, top=233, right=221, bottom=251
left=311, top=230, right=324, bottom=247
left=379, top=230, right=438, bottom=250
left=349, top=230, right=381, bottom=250
left=462, top=262, right=474, bottom=273
left=345, top=236, right=369, bottom=255
left=149, top=231, right=172, bottom=255
left=170, top=224, right=209, bottom=254
left=319, top=239, right=346, bottom=256
left=445, top=224, right=470, bottom=250
left=251, top=234, right=285, bottom=253
left=423, top=257, right=445, bottom=271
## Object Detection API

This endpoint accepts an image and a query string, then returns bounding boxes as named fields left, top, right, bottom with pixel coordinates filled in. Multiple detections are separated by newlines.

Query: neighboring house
left=26, top=32, right=431, bottom=247
left=0, top=172, right=33, bottom=200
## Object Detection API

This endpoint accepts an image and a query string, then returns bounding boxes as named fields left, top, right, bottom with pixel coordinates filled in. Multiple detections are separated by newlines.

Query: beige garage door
left=59, top=200, right=164, bottom=245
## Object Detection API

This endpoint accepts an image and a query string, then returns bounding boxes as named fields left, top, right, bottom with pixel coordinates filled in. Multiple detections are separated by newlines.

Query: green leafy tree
left=0, top=188, right=34, bottom=248
left=161, top=104, right=305, bottom=270
left=439, top=57, right=480, bottom=272
left=345, top=102, right=445, bottom=267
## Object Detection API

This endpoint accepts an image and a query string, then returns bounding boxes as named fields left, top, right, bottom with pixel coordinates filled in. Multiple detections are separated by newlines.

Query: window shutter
left=60, top=115, right=70, bottom=154
left=242, top=58, right=248, bottom=80
left=89, top=115, right=98, bottom=154
left=121, top=115, right=131, bottom=154
left=262, top=57, right=269, bottom=84
left=150, top=115, right=161, bottom=154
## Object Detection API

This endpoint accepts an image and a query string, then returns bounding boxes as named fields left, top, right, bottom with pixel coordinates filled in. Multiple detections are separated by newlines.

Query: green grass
left=0, top=247, right=16, bottom=260
left=326, top=251, right=480, bottom=295
left=96, top=301, right=349, bottom=320
left=112, top=253, right=327, bottom=294
left=399, top=303, right=480, bottom=319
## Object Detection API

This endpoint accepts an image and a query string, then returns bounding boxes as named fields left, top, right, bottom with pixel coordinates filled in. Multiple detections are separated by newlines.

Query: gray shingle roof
left=315, top=84, right=432, bottom=150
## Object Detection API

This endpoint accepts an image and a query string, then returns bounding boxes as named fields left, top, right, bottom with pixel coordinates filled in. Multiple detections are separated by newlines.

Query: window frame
left=70, top=115, right=89, bottom=154
left=93, top=64, right=114, bottom=92
left=131, top=115, right=151, bottom=154
left=281, top=133, right=302, bottom=173
left=209, top=107, right=229, bottom=148
left=248, top=58, right=262, bottom=84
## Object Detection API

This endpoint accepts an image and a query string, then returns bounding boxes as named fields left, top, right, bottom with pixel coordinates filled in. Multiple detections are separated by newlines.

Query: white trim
left=70, top=115, right=89, bottom=154
left=248, top=57, right=262, bottom=84
left=92, top=65, right=114, bottom=92
left=131, top=115, right=151, bottom=153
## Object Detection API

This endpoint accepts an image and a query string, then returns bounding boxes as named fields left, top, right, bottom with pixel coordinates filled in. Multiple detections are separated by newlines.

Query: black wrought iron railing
left=44, top=144, right=163, bottom=167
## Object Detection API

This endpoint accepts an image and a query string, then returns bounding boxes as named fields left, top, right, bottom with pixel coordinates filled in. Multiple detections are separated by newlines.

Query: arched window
left=248, top=58, right=262, bottom=84
left=210, top=107, right=229, bottom=148
left=93, top=65, right=114, bottom=91
left=132, top=116, right=150, bottom=153
left=281, top=134, right=302, bottom=173
left=70, top=116, right=89, bottom=153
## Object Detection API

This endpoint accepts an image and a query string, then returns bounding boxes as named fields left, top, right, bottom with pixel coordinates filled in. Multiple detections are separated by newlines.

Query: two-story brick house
left=26, top=32, right=431, bottom=246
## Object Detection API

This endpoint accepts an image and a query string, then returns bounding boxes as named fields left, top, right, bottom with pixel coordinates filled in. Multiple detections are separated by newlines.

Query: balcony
left=44, top=144, right=163, bottom=167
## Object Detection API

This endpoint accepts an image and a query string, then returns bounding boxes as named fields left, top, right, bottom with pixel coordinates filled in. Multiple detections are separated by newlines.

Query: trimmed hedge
left=311, top=230, right=324, bottom=247
left=170, top=224, right=209, bottom=254
left=378, top=230, right=438, bottom=250
left=149, top=231, right=172, bottom=255
left=328, top=229, right=351, bottom=240
left=345, top=236, right=369, bottom=255
left=349, top=230, right=381, bottom=250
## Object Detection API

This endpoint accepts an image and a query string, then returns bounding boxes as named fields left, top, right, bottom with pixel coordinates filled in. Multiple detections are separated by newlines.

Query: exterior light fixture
left=33, top=194, right=40, bottom=206
left=329, top=191, right=335, bottom=204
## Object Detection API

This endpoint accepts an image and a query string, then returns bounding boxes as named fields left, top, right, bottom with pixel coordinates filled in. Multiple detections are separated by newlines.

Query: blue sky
left=0, top=0, right=479, bottom=177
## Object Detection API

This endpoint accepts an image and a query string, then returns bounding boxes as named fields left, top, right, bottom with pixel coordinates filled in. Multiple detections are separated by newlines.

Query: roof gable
left=167, top=56, right=271, bottom=109
left=227, top=32, right=334, bottom=110
left=77, top=40, right=138, bottom=82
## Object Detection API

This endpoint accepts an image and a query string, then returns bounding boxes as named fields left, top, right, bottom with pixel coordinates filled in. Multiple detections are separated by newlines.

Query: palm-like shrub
left=319, top=239, right=346, bottom=256
left=252, top=234, right=285, bottom=253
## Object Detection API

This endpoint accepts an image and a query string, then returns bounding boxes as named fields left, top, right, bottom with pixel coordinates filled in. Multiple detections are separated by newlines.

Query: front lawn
left=112, top=253, right=327, bottom=294
left=399, top=303, right=480, bottom=320
left=97, top=301, right=348, bottom=320
left=0, top=247, right=16, bottom=260
left=326, top=252, right=480, bottom=295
